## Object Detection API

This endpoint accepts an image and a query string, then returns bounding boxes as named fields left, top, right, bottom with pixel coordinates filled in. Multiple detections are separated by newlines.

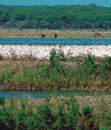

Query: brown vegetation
left=0, top=28, right=111, bottom=38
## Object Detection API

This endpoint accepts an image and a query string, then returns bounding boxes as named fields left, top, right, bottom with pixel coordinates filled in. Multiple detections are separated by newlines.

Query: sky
left=0, top=0, right=111, bottom=7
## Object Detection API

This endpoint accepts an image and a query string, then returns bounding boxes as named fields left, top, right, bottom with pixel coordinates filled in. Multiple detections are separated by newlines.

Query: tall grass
left=0, top=49, right=111, bottom=91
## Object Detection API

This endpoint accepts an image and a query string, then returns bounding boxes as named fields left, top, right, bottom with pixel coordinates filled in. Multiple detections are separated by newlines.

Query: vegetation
left=0, top=49, right=111, bottom=91
left=0, top=96, right=5, bottom=105
left=0, top=4, right=111, bottom=29
left=0, top=28, right=111, bottom=39
left=0, top=96, right=111, bottom=129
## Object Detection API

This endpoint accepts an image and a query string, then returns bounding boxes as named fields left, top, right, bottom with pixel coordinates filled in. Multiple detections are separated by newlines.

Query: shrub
left=57, top=50, right=67, bottom=61
left=99, top=57, right=111, bottom=80
left=49, top=49, right=67, bottom=66
left=81, top=55, right=96, bottom=78
left=37, top=99, right=57, bottom=129
left=0, top=69, right=13, bottom=85
left=3, top=110, right=16, bottom=130
left=0, top=96, right=5, bottom=105
left=0, top=115, right=6, bottom=130
left=82, top=106, right=93, bottom=118
left=81, top=106, right=98, bottom=129
left=65, top=97, right=80, bottom=129
left=73, top=54, right=97, bottom=86
left=0, top=97, right=110, bottom=129
left=49, top=49, right=57, bottom=68
left=16, top=101, right=27, bottom=129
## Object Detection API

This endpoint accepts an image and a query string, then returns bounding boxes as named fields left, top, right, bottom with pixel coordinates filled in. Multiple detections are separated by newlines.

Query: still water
left=0, top=90, right=110, bottom=99
left=0, top=38, right=111, bottom=46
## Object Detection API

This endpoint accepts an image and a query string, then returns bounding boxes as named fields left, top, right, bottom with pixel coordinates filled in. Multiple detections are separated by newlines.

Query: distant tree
left=0, top=5, right=111, bottom=29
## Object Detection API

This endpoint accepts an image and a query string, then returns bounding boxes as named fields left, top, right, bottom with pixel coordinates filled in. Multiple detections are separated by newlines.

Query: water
left=0, top=90, right=110, bottom=99
left=0, top=38, right=111, bottom=46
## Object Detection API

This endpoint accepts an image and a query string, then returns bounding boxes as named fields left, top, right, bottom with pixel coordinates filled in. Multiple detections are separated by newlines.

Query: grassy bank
left=0, top=28, right=111, bottom=38
left=0, top=95, right=111, bottom=129
left=0, top=49, right=111, bottom=91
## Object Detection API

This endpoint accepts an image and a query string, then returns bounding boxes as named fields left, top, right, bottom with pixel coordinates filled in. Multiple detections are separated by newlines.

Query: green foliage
left=64, top=97, right=80, bottom=129
left=49, top=49, right=66, bottom=66
left=99, top=57, right=111, bottom=80
left=0, top=97, right=110, bottom=129
left=99, top=126, right=109, bottom=130
left=0, top=106, right=16, bottom=130
left=82, top=106, right=93, bottom=118
left=16, top=101, right=27, bottom=130
left=37, top=103, right=57, bottom=129
left=56, top=50, right=67, bottom=61
left=49, top=49, right=57, bottom=68
left=81, top=106, right=98, bottom=129
left=81, top=55, right=96, bottom=79
left=0, top=54, right=111, bottom=90
left=1, top=5, right=111, bottom=29
left=0, top=110, right=6, bottom=130
left=3, top=110, right=16, bottom=130
left=0, top=69, right=13, bottom=85
left=73, top=55, right=97, bottom=86
left=0, top=96, right=5, bottom=105
left=98, top=98, right=111, bottom=128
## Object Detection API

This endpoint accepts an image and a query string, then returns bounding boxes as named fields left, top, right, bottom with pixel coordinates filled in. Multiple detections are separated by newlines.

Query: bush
left=73, top=55, right=97, bottom=87
left=0, top=97, right=110, bottom=129
left=3, top=110, right=16, bottom=130
left=57, top=50, right=67, bottom=61
left=82, top=106, right=93, bottom=118
left=0, top=96, right=5, bottom=105
left=49, top=49, right=67, bottom=65
left=49, top=49, right=57, bottom=68
left=99, top=57, right=111, bottom=79
left=0, top=115, right=6, bottom=130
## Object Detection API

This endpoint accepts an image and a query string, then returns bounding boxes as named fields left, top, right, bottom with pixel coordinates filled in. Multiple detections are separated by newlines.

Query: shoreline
left=0, top=86, right=111, bottom=93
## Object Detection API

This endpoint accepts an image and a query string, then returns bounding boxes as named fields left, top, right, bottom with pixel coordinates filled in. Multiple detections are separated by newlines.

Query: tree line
left=0, top=4, right=111, bottom=29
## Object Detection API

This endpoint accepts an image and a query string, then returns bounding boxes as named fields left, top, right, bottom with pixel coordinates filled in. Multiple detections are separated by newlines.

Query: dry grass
left=0, top=28, right=111, bottom=38
left=0, top=59, right=49, bottom=72
left=0, top=54, right=108, bottom=71
left=4, top=95, right=111, bottom=113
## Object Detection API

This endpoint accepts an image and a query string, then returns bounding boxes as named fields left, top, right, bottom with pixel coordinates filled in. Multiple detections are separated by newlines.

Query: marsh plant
left=0, top=96, right=5, bottom=105
left=0, top=97, right=110, bottom=129
left=0, top=51, right=111, bottom=90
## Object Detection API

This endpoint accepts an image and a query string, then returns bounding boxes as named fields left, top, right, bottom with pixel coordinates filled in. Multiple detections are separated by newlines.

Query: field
left=0, top=28, right=111, bottom=38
